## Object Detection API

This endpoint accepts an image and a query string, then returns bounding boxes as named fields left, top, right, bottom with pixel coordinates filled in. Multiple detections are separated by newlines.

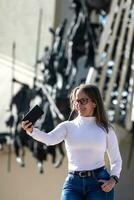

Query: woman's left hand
left=98, top=177, right=116, bottom=192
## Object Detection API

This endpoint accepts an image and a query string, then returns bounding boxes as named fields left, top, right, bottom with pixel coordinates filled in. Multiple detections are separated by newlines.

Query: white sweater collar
left=76, top=115, right=96, bottom=125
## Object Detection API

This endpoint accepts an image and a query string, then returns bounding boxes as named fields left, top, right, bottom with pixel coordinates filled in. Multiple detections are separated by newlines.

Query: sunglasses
left=74, top=98, right=90, bottom=105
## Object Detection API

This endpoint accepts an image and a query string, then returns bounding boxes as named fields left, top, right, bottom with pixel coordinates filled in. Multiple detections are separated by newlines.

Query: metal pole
left=7, top=41, right=16, bottom=172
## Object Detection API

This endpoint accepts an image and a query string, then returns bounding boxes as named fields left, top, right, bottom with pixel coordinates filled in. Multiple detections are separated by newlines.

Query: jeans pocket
left=96, top=168, right=110, bottom=180
left=94, top=168, right=110, bottom=189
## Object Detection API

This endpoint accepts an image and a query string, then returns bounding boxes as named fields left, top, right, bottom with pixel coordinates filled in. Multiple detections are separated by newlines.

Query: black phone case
left=22, top=105, right=44, bottom=124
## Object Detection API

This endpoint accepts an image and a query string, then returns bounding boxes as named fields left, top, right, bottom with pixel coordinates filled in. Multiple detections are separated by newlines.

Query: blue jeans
left=61, top=168, right=115, bottom=200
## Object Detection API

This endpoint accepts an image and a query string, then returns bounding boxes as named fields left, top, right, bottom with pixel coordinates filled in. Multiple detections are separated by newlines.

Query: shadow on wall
left=0, top=56, right=33, bottom=131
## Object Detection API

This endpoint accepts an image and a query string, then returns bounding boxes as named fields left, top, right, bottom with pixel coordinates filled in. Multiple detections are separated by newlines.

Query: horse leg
left=37, top=161, right=44, bottom=174
left=14, top=136, right=25, bottom=167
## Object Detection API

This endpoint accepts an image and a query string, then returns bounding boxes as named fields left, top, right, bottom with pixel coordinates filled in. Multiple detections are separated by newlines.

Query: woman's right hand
left=21, top=120, right=34, bottom=134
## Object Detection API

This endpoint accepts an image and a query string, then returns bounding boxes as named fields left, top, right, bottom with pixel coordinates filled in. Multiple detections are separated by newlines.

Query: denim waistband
left=69, top=166, right=105, bottom=177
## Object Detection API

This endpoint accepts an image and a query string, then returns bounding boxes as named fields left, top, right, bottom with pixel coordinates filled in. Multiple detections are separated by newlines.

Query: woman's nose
left=77, top=102, right=84, bottom=108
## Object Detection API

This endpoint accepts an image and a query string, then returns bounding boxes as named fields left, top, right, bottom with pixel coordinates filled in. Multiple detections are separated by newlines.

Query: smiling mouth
left=78, top=109, right=85, bottom=112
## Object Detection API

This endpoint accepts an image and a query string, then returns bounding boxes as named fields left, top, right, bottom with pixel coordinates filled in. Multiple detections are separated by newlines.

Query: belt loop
left=91, top=171, right=95, bottom=178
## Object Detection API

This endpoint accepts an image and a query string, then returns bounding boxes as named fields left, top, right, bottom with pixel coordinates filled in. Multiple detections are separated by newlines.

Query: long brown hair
left=70, top=84, right=110, bottom=133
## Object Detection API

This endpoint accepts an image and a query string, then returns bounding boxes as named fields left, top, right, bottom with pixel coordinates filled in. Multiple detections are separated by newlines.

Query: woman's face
left=74, top=89, right=96, bottom=117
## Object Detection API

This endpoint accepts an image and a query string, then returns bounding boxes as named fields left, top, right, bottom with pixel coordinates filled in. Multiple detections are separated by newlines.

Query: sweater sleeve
left=106, top=127, right=122, bottom=178
left=27, top=122, right=67, bottom=146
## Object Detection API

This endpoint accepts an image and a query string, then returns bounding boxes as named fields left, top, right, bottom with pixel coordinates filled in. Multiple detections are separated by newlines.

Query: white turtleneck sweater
left=28, top=116, right=122, bottom=178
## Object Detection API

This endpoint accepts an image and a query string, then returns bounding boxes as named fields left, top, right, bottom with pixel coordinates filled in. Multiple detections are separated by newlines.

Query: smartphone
left=22, top=105, right=44, bottom=124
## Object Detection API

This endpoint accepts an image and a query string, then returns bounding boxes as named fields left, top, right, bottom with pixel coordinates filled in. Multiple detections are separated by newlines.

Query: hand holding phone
left=21, top=121, right=34, bottom=133
left=22, top=105, right=44, bottom=124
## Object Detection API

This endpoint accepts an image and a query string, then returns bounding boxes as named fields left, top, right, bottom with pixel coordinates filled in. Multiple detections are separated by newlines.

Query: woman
left=21, top=84, right=122, bottom=200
